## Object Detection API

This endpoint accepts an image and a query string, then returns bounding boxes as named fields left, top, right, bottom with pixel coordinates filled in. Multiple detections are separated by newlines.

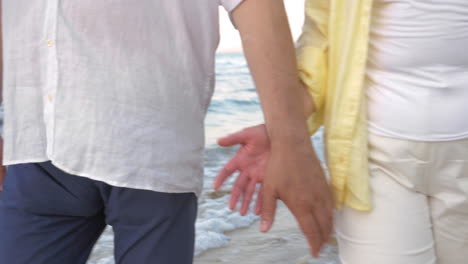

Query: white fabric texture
left=336, top=133, right=468, bottom=264
left=220, top=0, right=243, bottom=12
left=2, top=0, right=244, bottom=196
left=366, top=0, right=468, bottom=141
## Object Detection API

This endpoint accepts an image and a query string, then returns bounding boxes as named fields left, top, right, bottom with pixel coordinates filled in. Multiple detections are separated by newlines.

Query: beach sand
left=194, top=201, right=340, bottom=264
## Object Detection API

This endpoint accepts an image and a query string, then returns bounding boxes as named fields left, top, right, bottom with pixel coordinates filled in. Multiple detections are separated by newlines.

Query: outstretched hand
left=213, top=124, right=270, bottom=216
left=214, top=124, right=334, bottom=257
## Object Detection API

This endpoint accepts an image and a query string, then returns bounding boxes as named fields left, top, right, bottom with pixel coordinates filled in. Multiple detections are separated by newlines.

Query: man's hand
left=214, top=124, right=270, bottom=216
left=263, top=139, right=334, bottom=257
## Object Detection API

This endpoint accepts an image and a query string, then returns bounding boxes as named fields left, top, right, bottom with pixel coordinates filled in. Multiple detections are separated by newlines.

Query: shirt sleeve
left=296, top=0, right=330, bottom=135
left=219, top=0, right=245, bottom=13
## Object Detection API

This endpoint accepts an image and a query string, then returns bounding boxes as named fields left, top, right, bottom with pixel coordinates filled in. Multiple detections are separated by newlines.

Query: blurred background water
left=78, top=53, right=331, bottom=263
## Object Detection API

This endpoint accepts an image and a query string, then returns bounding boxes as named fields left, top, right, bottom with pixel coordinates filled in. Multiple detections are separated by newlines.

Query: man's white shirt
left=2, top=0, right=244, bottom=195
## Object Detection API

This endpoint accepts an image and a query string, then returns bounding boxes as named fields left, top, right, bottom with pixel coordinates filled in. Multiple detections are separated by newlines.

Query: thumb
left=218, top=129, right=248, bottom=147
left=260, top=187, right=277, bottom=232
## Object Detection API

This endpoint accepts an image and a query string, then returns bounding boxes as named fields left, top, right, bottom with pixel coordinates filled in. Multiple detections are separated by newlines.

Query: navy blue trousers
left=0, top=162, right=197, bottom=264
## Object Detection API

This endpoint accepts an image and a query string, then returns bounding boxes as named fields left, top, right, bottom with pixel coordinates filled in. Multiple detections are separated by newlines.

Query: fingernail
left=260, top=221, right=269, bottom=232
left=314, top=246, right=322, bottom=258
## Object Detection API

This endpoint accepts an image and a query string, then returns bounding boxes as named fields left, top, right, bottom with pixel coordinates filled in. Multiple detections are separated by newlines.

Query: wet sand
left=194, top=201, right=340, bottom=264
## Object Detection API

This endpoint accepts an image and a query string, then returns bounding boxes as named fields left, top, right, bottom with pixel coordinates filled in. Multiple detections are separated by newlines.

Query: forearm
left=232, top=0, right=312, bottom=144
left=301, top=82, right=315, bottom=117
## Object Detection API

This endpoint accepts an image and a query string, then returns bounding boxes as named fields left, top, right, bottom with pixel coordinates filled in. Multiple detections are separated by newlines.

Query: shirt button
left=47, top=95, right=53, bottom=102
left=46, top=40, right=54, bottom=47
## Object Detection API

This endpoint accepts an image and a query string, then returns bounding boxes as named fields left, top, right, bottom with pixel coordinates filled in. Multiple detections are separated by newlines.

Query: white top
left=2, top=0, right=244, bottom=196
left=366, top=0, right=468, bottom=141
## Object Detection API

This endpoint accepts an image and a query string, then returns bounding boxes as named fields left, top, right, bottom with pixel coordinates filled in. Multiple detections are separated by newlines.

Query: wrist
left=268, top=127, right=311, bottom=149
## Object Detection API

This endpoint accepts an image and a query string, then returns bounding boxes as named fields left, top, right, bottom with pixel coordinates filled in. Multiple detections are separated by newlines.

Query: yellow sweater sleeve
left=296, top=0, right=330, bottom=135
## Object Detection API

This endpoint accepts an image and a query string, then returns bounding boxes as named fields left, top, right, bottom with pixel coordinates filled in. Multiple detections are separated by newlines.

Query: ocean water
left=88, top=53, right=332, bottom=263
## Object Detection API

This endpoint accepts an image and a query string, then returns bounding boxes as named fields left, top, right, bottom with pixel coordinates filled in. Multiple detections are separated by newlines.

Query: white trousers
left=336, top=133, right=468, bottom=264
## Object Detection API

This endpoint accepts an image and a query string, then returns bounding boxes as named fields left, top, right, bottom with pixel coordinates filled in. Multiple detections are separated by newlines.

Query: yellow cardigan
left=297, top=0, right=374, bottom=211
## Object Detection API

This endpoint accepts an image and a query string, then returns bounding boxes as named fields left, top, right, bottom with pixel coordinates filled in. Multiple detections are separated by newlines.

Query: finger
left=320, top=190, right=335, bottom=243
left=240, top=180, right=257, bottom=216
left=327, top=209, right=335, bottom=243
left=324, top=198, right=335, bottom=243
left=260, top=186, right=277, bottom=232
left=254, top=186, right=263, bottom=215
left=213, top=156, right=239, bottom=190
left=314, top=204, right=333, bottom=247
left=328, top=202, right=336, bottom=242
left=295, top=212, right=324, bottom=258
left=229, top=172, right=250, bottom=210
left=218, top=129, right=248, bottom=147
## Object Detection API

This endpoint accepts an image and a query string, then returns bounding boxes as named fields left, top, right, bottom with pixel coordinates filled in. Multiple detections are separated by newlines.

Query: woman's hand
left=214, top=124, right=270, bottom=216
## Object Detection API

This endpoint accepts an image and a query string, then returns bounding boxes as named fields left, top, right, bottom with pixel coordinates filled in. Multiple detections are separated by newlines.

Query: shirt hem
left=3, top=158, right=51, bottom=166
left=3, top=157, right=201, bottom=197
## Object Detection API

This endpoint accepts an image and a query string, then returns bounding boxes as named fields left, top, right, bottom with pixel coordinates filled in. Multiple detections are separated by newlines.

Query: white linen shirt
left=2, top=0, right=244, bottom=196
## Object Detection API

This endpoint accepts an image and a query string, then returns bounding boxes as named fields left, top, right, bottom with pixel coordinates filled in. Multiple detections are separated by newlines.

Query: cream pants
left=336, top=133, right=468, bottom=264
